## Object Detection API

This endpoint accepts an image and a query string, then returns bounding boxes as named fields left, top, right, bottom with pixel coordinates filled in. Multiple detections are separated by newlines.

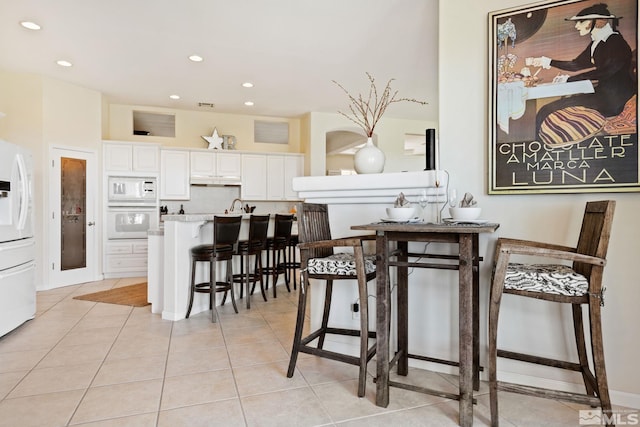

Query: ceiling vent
left=254, top=120, right=289, bottom=144
left=198, top=102, right=215, bottom=108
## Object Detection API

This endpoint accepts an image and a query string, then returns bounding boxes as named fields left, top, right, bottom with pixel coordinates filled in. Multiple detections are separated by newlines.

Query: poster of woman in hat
left=489, top=0, right=638, bottom=194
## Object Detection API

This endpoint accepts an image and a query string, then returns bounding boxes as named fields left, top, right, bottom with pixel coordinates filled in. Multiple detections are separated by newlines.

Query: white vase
left=354, top=137, right=385, bottom=174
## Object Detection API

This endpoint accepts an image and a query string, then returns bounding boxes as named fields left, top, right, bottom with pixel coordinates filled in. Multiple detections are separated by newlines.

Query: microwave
left=108, top=176, right=157, bottom=206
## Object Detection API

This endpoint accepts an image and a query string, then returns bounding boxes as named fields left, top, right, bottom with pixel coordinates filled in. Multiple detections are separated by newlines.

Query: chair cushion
left=504, top=263, right=588, bottom=296
left=538, top=106, right=605, bottom=147
left=307, top=253, right=376, bottom=276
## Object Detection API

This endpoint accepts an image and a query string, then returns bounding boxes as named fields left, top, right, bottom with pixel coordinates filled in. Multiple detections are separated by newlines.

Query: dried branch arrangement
left=333, top=72, right=428, bottom=137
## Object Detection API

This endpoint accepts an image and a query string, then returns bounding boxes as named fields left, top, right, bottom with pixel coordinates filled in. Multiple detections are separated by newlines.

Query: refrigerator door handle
left=15, top=154, right=29, bottom=231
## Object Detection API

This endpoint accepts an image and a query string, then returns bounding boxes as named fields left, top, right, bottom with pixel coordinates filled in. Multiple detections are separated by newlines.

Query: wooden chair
left=233, top=214, right=270, bottom=309
left=186, top=215, right=242, bottom=322
left=287, top=203, right=376, bottom=397
left=488, top=200, right=616, bottom=426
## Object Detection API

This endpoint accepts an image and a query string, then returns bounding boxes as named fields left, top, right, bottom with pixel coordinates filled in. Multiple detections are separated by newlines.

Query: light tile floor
left=0, top=277, right=634, bottom=426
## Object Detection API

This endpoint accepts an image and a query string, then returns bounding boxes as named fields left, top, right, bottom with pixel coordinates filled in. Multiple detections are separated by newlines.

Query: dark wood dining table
left=351, top=220, right=499, bottom=427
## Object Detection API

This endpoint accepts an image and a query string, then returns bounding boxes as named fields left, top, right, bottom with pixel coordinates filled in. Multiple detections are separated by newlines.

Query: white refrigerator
left=0, top=139, right=36, bottom=337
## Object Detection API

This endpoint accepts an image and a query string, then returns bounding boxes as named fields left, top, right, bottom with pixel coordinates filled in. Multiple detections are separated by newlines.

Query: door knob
left=88, top=221, right=96, bottom=226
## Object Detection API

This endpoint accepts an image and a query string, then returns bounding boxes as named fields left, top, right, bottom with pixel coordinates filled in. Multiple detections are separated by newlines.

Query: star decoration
left=202, top=127, right=223, bottom=149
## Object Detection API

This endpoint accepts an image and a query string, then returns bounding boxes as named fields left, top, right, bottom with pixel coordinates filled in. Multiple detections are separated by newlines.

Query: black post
left=425, top=129, right=436, bottom=170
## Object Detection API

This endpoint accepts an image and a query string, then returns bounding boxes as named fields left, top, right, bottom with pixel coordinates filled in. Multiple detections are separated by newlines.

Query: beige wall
left=440, top=0, right=640, bottom=406
left=307, top=112, right=437, bottom=176
left=108, top=104, right=302, bottom=153
left=0, top=72, right=102, bottom=288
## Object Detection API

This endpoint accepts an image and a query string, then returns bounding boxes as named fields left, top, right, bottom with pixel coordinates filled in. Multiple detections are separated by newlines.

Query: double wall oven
left=106, top=176, right=158, bottom=239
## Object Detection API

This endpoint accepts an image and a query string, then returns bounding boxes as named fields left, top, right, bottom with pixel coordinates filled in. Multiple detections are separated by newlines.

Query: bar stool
left=287, top=203, right=377, bottom=397
left=233, top=214, right=270, bottom=309
left=488, top=200, right=616, bottom=426
left=263, top=214, right=293, bottom=298
left=186, top=215, right=242, bottom=322
left=280, top=234, right=300, bottom=291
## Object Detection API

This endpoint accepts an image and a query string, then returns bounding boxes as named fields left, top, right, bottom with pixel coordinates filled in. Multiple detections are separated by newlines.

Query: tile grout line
left=64, top=297, right=136, bottom=426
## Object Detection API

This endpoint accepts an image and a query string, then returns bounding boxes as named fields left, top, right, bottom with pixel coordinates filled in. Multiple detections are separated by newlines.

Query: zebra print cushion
left=307, top=253, right=376, bottom=275
left=504, top=263, right=588, bottom=296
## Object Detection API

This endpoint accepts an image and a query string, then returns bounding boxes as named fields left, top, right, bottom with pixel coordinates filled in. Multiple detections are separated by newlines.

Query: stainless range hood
left=190, top=175, right=242, bottom=186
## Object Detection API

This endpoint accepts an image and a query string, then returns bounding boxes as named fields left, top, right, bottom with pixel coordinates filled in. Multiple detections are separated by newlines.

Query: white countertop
left=162, top=213, right=244, bottom=222
left=162, top=212, right=295, bottom=222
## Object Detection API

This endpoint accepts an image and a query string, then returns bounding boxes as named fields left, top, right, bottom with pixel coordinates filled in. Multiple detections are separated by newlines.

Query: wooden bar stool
left=186, top=215, right=242, bottom=322
left=263, top=214, right=293, bottom=298
left=488, top=200, right=616, bottom=426
left=287, top=203, right=377, bottom=397
left=233, top=214, right=269, bottom=309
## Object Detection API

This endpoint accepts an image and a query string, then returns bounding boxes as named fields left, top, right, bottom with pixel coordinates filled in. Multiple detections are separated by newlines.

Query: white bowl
left=386, top=206, right=416, bottom=220
left=449, top=207, right=481, bottom=221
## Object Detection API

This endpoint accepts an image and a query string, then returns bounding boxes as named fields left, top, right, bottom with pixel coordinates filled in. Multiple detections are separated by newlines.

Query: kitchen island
left=148, top=213, right=294, bottom=321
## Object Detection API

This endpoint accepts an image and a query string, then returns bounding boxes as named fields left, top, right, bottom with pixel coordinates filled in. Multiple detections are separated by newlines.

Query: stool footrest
left=497, top=381, right=601, bottom=406
left=298, top=342, right=377, bottom=366
left=407, top=353, right=485, bottom=372
left=497, top=349, right=582, bottom=371
left=387, top=379, right=477, bottom=404
left=299, top=327, right=376, bottom=347
left=194, top=281, right=232, bottom=291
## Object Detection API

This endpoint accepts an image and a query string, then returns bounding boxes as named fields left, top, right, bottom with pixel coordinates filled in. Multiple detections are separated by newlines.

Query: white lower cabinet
left=104, top=240, right=148, bottom=277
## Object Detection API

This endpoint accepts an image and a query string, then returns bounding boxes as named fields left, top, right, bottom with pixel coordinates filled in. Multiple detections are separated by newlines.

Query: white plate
left=380, top=217, right=422, bottom=223
left=443, top=218, right=489, bottom=224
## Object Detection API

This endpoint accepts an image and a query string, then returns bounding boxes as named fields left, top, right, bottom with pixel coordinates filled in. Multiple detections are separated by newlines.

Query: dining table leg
left=397, top=240, right=409, bottom=376
left=375, top=231, right=391, bottom=407
left=472, top=233, right=480, bottom=391
left=459, top=234, right=474, bottom=427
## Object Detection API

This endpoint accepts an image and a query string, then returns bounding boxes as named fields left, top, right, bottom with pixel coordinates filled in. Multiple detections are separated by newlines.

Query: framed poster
left=489, top=0, right=638, bottom=194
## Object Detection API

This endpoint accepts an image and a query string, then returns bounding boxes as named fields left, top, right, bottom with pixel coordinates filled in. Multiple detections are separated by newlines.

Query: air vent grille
left=254, top=120, right=289, bottom=144
left=198, top=102, right=215, bottom=108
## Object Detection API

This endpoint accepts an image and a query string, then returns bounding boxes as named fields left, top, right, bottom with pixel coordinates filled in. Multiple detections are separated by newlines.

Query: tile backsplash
left=160, top=185, right=295, bottom=215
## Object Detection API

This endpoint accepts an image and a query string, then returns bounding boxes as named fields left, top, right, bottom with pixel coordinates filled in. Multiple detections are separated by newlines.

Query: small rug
left=73, top=283, right=150, bottom=307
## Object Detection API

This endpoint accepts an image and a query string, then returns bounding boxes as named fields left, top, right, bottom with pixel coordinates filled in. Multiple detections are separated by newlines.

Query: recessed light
left=242, top=82, right=254, bottom=88
left=20, top=21, right=41, bottom=30
left=56, top=60, right=72, bottom=67
left=169, top=94, right=180, bottom=100
left=188, top=55, right=203, bottom=62
left=244, top=101, right=254, bottom=106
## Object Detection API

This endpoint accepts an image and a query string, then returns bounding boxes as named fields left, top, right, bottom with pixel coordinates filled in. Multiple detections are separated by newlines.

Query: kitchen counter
left=162, top=212, right=253, bottom=222
left=149, top=212, right=295, bottom=320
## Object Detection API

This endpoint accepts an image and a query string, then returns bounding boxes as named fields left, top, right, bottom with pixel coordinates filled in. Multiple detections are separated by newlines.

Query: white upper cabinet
left=216, top=152, right=242, bottom=179
left=160, top=149, right=190, bottom=200
left=267, top=155, right=285, bottom=200
left=242, top=153, right=303, bottom=201
left=190, top=150, right=241, bottom=184
left=284, top=155, right=303, bottom=200
left=190, top=151, right=216, bottom=177
left=104, top=141, right=159, bottom=173
left=241, top=154, right=268, bottom=200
